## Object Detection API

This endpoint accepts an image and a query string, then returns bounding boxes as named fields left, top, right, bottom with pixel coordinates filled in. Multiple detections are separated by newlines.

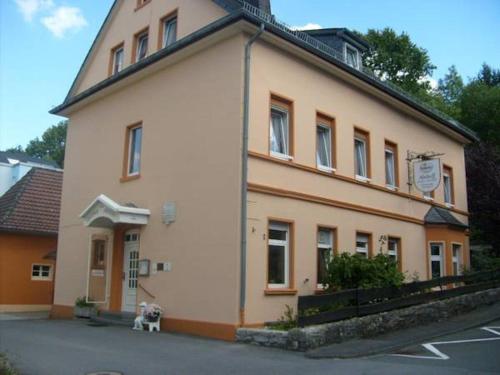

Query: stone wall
left=236, top=287, right=500, bottom=351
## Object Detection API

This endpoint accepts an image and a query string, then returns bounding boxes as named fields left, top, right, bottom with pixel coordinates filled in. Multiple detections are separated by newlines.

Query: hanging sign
left=414, top=159, right=441, bottom=193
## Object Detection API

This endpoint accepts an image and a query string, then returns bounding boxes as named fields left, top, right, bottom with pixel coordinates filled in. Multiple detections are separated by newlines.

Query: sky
left=0, top=0, right=499, bottom=150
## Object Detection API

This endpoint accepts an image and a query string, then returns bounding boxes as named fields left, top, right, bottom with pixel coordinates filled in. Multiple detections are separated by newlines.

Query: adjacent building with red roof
left=0, top=167, right=63, bottom=312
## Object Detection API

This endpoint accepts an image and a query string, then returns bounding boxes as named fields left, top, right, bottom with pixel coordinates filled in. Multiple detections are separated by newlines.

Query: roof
left=305, top=28, right=370, bottom=51
left=424, top=206, right=468, bottom=229
left=0, top=151, right=59, bottom=168
left=50, top=0, right=478, bottom=143
left=0, top=168, right=63, bottom=235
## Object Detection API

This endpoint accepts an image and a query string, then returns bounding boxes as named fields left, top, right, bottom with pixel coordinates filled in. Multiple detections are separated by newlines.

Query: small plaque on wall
left=138, top=259, right=150, bottom=276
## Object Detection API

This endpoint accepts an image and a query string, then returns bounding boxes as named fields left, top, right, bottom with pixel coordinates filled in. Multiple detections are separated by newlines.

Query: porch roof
left=80, top=194, right=150, bottom=228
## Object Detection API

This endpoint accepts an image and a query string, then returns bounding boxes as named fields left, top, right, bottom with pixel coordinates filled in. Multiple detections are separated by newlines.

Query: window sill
left=264, top=288, right=297, bottom=296
left=445, top=203, right=455, bottom=208
left=423, top=196, right=434, bottom=201
left=355, top=175, right=371, bottom=183
left=134, top=0, right=151, bottom=11
left=385, top=185, right=398, bottom=191
left=120, top=174, right=141, bottom=183
left=318, top=165, right=336, bottom=173
left=270, top=152, right=293, bottom=162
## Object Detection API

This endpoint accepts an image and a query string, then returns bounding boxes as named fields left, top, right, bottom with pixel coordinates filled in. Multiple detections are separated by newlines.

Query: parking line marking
left=392, top=326, right=500, bottom=360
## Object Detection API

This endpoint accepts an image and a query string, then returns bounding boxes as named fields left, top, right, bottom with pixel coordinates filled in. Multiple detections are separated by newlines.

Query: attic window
left=161, top=12, right=178, bottom=49
left=345, top=44, right=359, bottom=69
left=133, top=29, right=149, bottom=63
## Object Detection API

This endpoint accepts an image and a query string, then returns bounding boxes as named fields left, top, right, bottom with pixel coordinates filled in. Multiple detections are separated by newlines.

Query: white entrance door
left=122, top=232, right=140, bottom=313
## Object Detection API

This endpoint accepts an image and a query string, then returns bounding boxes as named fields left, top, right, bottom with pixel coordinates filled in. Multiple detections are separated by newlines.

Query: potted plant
left=74, top=296, right=95, bottom=319
left=143, top=303, right=163, bottom=323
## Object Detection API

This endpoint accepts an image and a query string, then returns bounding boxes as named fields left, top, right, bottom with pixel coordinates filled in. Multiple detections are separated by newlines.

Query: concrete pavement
left=1, top=308, right=500, bottom=374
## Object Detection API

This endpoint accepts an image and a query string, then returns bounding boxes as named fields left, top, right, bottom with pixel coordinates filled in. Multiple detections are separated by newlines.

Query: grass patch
left=0, top=353, right=18, bottom=375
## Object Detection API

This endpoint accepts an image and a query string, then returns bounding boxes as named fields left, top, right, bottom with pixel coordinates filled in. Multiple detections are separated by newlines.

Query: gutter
left=240, top=23, right=265, bottom=325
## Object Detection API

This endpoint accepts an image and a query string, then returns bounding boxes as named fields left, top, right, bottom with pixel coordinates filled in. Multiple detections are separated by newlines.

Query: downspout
left=240, top=23, right=265, bottom=325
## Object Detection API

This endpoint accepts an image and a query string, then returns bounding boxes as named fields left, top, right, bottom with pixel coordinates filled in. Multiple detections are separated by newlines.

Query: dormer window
left=345, top=44, right=360, bottom=70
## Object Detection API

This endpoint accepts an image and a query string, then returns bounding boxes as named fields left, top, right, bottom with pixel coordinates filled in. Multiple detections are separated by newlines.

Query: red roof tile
left=0, top=168, right=63, bottom=235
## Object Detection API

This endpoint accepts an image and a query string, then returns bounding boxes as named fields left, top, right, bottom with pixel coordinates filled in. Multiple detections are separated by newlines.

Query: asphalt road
left=1, top=319, right=499, bottom=375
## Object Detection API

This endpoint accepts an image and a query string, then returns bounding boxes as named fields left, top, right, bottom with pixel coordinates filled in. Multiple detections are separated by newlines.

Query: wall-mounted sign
left=138, top=259, right=150, bottom=276
left=414, top=159, right=441, bottom=193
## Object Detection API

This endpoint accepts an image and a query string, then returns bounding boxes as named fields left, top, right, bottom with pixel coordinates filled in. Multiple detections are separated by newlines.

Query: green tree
left=476, top=63, right=500, bottom=87
left=25, top=121, right=68, bottom=168
left=4, top=145, right=24, bottom=153
left=361, top=27, right=436, bottom=96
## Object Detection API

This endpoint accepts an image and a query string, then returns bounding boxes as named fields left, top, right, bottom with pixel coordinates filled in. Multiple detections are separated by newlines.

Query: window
left=268, top=221, right=291, bottom=288
left=316, top=114, right=335, bottom=172
left=387, top=237, right=401, bottom=269
left=385, top=141, right=398, bottom=189
left=354, top=128, right=370, bottom=180
left=356, top=232, right=371, bottom=258
left=133, top=30, right=149, bottom=62
left=92, top=239, right=106, bottom=269
left=429, top=242, right=444, bottom=279
left=317, top=228, right=335, bottom=288
left=269, top=96, right=293, bottom=159
left=443, top=165, right=454, bottom=205
left=423, top=190, right=434, bottom=200
left=32, top=264, right=52, bottom=281
left=110, top=43, right=124, bottom=75
left=161, top=13, right=178, bottom=48
left=345, top=44, right=359, bottom=69
left=452, top=243, right=462, bottom=276
left=124, top=124, right=142, bottom=178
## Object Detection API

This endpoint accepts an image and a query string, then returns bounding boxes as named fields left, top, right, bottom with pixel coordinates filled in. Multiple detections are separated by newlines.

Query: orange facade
left=0, top=233, right=56, bottom=309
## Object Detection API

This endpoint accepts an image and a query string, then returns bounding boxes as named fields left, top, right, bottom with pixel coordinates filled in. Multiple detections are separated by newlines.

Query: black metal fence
left=297, top=269, right=500, bottom=327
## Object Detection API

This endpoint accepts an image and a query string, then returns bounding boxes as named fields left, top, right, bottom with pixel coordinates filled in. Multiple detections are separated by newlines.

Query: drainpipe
left=240, top=23, right=265, bottom=325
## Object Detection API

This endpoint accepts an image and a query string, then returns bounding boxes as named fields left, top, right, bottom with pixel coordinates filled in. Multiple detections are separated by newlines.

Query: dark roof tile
left=0, top=168, right=63, bottom=235
left=424, top=206, right=468, bottom=229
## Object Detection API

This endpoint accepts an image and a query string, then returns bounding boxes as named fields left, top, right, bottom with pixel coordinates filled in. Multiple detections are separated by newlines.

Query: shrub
left=324, top=252, right=405, bottom=291
left=75, top=296, right=95, bottom=308
left=268, top=305, right=297, bottom=331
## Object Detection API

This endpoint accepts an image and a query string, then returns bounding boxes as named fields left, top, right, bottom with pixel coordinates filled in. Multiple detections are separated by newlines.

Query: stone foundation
left=236, top=287, right=500, bottom=351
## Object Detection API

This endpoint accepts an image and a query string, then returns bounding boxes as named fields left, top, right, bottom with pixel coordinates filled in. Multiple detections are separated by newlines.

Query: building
left=0, top=168, right=63, bottom=312
left=0, top=151, right=60, bottom=197
left=49, top=0, right=476, bottom=340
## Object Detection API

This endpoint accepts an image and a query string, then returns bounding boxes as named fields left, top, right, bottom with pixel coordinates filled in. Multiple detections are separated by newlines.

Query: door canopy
left=80, top=194, right=150, bottom=228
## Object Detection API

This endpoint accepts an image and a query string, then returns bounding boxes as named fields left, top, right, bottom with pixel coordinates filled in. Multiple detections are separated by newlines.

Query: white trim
left=318, top=165, right=336, bottom=173
left=80, top=194, right=150, bottom=228
left=356, top=233, right=369, bottom=257
left=270, top=151, right=293, bottom=161
left=344, top=42, right=360, bottom=70
left=31, top=264, right=53, bottom=281
left=268, top=222, right=290, bottom=289
left=317, top=228, right=333, bottom=289
left=355, top=175, right=371, bottom=183
left=429, top=242, right=445, bottom=278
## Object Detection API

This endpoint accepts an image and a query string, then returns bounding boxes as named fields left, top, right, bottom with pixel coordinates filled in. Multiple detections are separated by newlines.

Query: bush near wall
left=324, top=253, right=405, bottom=291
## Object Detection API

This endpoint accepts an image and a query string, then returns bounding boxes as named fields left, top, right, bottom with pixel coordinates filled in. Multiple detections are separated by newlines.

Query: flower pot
left=74, top=306, right=94, bottom=318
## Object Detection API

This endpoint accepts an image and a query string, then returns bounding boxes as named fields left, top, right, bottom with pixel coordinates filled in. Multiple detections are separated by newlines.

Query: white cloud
left=14, top=0, right=54, bottom=22
left=291, top=23, right=322, bottom=31
left=41, top=6, right=88, bottom=38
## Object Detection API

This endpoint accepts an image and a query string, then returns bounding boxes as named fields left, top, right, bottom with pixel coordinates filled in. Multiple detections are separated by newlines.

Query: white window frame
left=127, top=125, right=142, bottom=176
left=387, top=237, right=399, bottom=262
left=162, top=17, right=177, bottom=48
left=356, top=233, right=369, bottom=257
left=316, top=123, right=334, bottom=172
left=452, top=243, right=462, bottom=276
left=385, top=148, right=396, bottom=189
left=443, top=170, right=453, bottom=206
left=135, top=33, right=148, bottom=62
left=268, top=222, right=290, bottom=289
left=344, top=43, right=360, bottom=70
left=429, top=242, right=445, bottom=279
left=317, top=228, right=334, bottom=289
left=270, top=105, right=292, bottom=161
left=31, top=264, right=53, bottom=281
left=354, top=136, right=369, bottom=181
left=112, top=47, right=124, bottom=75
